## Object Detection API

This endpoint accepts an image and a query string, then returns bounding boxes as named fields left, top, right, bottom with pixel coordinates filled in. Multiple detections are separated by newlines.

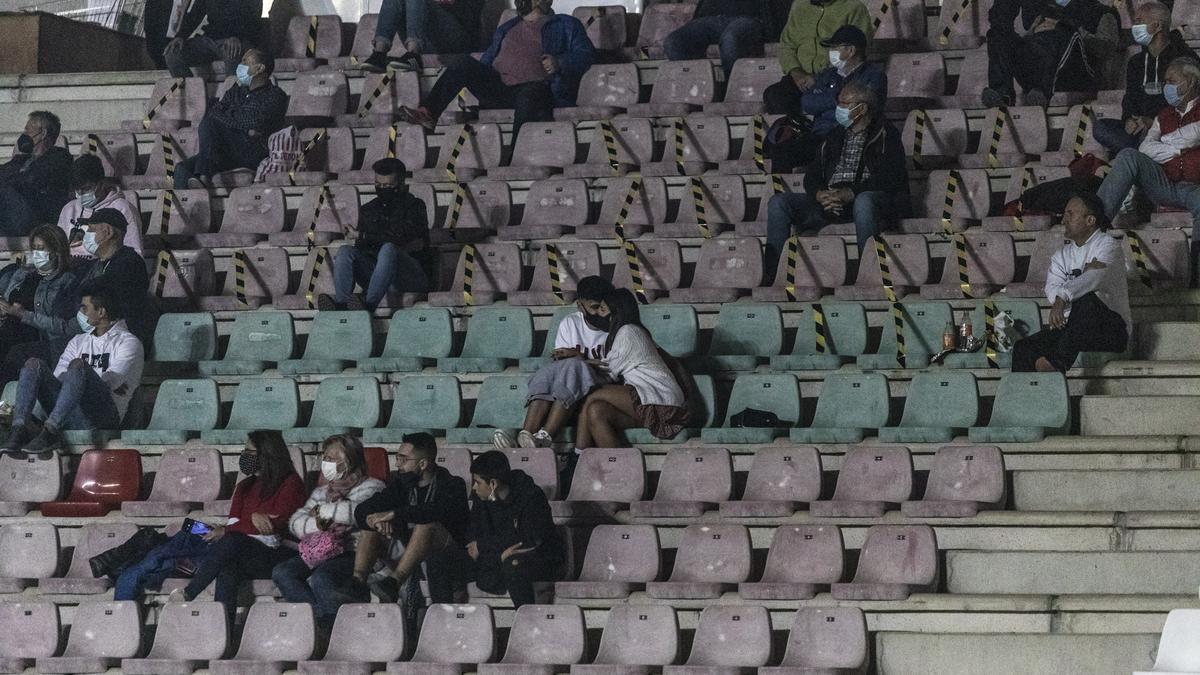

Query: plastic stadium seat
left=40, top=449, right=141, bottom=518
left=754, top=236, right=849, bottom=302
left=961, top=106, right=1048, bottom=169
left=509, top=242, right=602, bottom=305
left=760, top=607, right=868, bottom=673
left=339, top=72, right=422, bottom=128
left=772, top=302, right=868, bottom=370
left=669, top=237, right=762, bottom=304
left=630, top=447, right=732, bottom=518
left=690, top=302, right=783, bottom=372
left=564, top=117, right=653, bottom=177
left=940, top=298, right=1041, bottom=369
left=641, top=115, right=729, bottom=177
left=149, top=249, right=217, bottom=309
left=739, top=525, right=844, bottom=601
left=359, top=308, right=454, bottom=373
left=1133, top=609, right=1200, bottom=675
left=702, top=373, right=800, bottom=444
left=625, top=374, right=716, bottom=444
left=412, top=123, right=504, bottom=183
left=489, top=122, right=578, bottom=181
left=719, top=446, right=822, bottom=518
left=970, top=371, right=1069, bottom=442
left=284, top=75, right=350, bottom=128
left=929, top=0, right=992, bottom=49
left=791, top=371, right=890, bottom=444
left=39, top=522, right=137, bottom=594
left=121, top=601, right=228, bottom=675
left=573, top=5, right=627, bottom=50
left=831, top=525, right=938, bottom=600
left=339, top=13, right=398, bottom=64
left=555, top=525, right=659, bottom=600
left=900, top=169, right=991, bottom=233
left=122, top=129, right=199, bottom=190
left=152, top=312, right=217, bottom=365
left=663, top=605, right=770, bottom=673
left=981, top=164, right=1070, bottom=231
left=857, top=300, right=952, bottom=370
left=922, top=231, right=1017, bottom=299
left=578, top=176, right=667, bottom=240
left=341, top=125, right=418, bottom=182
left=639, top=303, right=699, bottom=358
left=198, top=311, right=295, bottom=376
left=559, top=63, right=641, bottom=123
left=552, top=448, right=645, bottom=519
left=1005, top=228, right=1066, bottom=297
left=36, top=600, right=140, bottom=674
left=122, top=448, right=223, bottom=517
left=571, top=605, right=678, bottom=674
left=478, top=604, right=585, bottom=674
left=201, top=378, right=300, bottom=445
left=269, top=128, right=354, bottom=186
left=630, top=1, right=694, bottom=58
left=439, top=307, right=533, bottom=373
left=810, top=446, right=914, bottom=518
left=611, top=239, right=684, bottom=302
left=144, top=188, right=210, bottom=248
left=626, top=60, right=715, bottom=117
left=519, top=307, right=576, bottom=372
left=428, top=242, right=521, bottom=307
left=276, top=15, right=343, bottom=70
left=199, top=246, right=291, bottom=311
left=195, top=186, right=286, bottom=248
left=1125, top=230, right=1192, bottom=293
left=210, top=602, right=315, bottom=675
left=285, top=376, right=381, bottom=443
left=0, top=602, right=59, bottom=672
left=203, top=445, right=307, bottom=517
left=446, top=376, right=527, bottom=444
left=365, top=376, right=461, bottom=443
left=387, top=604, right=495, bottom=674
left=873, top=0, right=927, bottom=45
left=123, top=76, right=207, bottom=132
left=434, top=447, right=472, bottom=487
left=503, top=180, right=591, bottom=241
left=705, top=58, right=782, bottom=115
left=0, top=522, right=58, bottom=593
left=73, top=132, right=136, bottom=177
left=1174, top=2, right=1200, bottom=39
left=0, top=451, right=62, bottom=516
left=1041, top=103, right=1123, bottom=165
left=299, top=603, right=406, bottom=675
left=901, top=108, right=969, bottom=169
left=879, top=370, right=979, bottom=443
left=122, top=379, right=219, bottom=445
left=836, top=234, right=930, bottom=301
left=503, top=447, right=559, bottom=500
left=278, top=311, right=373, bottom=375
left=886, top=53, right=946, bottom=110
left=646, top=524, right=751, bottom=599
left=660, top=175, right=748, bottom=239
left=902, top=445, right=1006, bottom=518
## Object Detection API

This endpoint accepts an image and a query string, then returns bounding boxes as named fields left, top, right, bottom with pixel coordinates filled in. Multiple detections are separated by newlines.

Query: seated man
left=3, top=282, right=145, bottom=452
left=175, top=48, right=288, bottom=189
left=981, top=0, right=1118, bottom=108
left=763, top=0, right=872, bottom=117
left=764, top=81, right=909, bottom=278
left=164, top=0, right=262, bottom=78
left=362, top=0, right=483, bottom=71
left=58, top=155, right=144, bottom=258
left=319, top=159, right=429, bottom=312
left=0, top=111, right=72, bottom=237
left=663, top=0, right=787, bottom=77
left=352, top=433, right=471, bottom=606
left=467, top=451, right=563, bottom=608
left=76, top=209, right=152, bottom=342
left=397, top=0, right=594, bottom=139
left=1012, top=193, right=1130, bottom=372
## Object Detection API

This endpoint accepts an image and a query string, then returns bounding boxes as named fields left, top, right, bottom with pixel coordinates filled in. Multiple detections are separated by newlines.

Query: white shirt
left=54, top=319, right=145, bottom=418
left=604, top=325, right=685, bottom=408
left=1139, top=99, right=1200, bottom=164
left=554, top=313, right=608, bottom=359
left=1044, top=230, right=1132, bottom=335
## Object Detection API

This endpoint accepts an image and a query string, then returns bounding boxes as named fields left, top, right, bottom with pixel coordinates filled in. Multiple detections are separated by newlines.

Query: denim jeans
left=425, top=55, right=555, bottom=139
left=13, top=358, right=120, bottom=431
left=175, top=113, right=267, bottom=189
left=272, top=552, right=364, bottom=627
left=765, top=190, right=905, bottom=276
left=1092, top=118, right=1143, bottom=156
left=114, top=530, right=210, bottom=601
left=663, top=15, right=763, bottom=77
left=184, top=532, right=297, bottom=625
left=1097, top=148, right=1200, bottom=239
left=375, top=0, right=473, bottom=54
left=165, top=35, right=245, bottom=79
left=333, top=242, right=430, bottom=306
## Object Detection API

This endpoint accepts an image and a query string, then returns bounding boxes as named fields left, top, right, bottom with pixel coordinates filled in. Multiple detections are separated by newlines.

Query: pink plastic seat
left=740, top=525, right=844, bottom=601
left=121, top=601, right=228, bottom=675
left=339, top=124, right=425, bottom=183
left=509, top=241, right=602, bottom=306
left=146, top=188, right=211, bottom=247
left=886, top=53, right=946, bottom=110
left=267, top=127, right=354, bottom=186
left=36, top=600, right=140, bottom=674
left=809, top=446, right=914, bottom=518
left=551, top=448, right=645, bottom=519
left=982, top=164, right=1070, bottom=231
left=902, top=108, right=969, bottom=169
left=489, top=121, right=578, bottom=180
left=873, top=0, right=927, bottom=46
left=641, top=115, right=729, bottom=177
left=564, top=117, right=653, bottom=177
left=274, top=248, right=338, bottom=310
left=834, top=234, right=930, bottom=300
left=903, top=445, right=1006, bottom=518
left=669, top=237, right=762, bottom=304
left=646, top=524, right=751, bottom=599
left=273, top=184, right=359, bottom=247
left=39, top=522, right=138, bottom=594
left=961, top=106, right=1048, bottom=169
left=656, top=175, right=747, bottom=239
left=434, top=180, right=513, bottom=237
left=570, top=605, right=678, bottom=674
left=298, top=603, right=406, bottom=675
left=121, top=129, right=198, bottom=190
left=573, top=5, right=627, bottom=50
left=1005, top=229, right=1066, bottom=297
left=899, top=169, right=991, bottom=233
left=412, top=123, right=504, bottom=183
left=275, top=15, right=343, bottom=70
left=0, top=522, right=58, bottom=593
left=74, top=132, right=136, bottom=177
left=428, top=242, right=522, bottom=306
left=557, top=64, right=641, bottom=122
left=198, top=246, right=290, bottom=310
left=1174, top=2, right=1200, bottom=39
left=577, top=176, right=668, bottom=240
left=939, top=48, right=987, bottom=105
left=210, top=602, right=315, bottom=675
left=0, top=450, right=62, bottom=516
left=719, top=446, right=822, bottom=518
left=664, top=606, right=771, bottom=673
left=831, top=525, right=939, bottom=600
left=122, top=76, right=207, bottom=132
left=611, top=239, right=683, bottom=302
left=759, top=608, right=867, bottom=674
left=435, top=447, right=473, bottom=485
left=1041, top=103, right=1123, bottom=165
left=921, top=231, right=1017, bottom=298
left=148, top=248, right=216, bottom=310
left=478, top=605, right=585, bottom=675
left=625, top=60, right=716, bottom=117
left=928, top=0, right=992, bottom=49
left=630, top=447, right=732, bottom=518
left=338, top=71, right=422, bottom=128
left=503, top=447, right=558, bottom=500
left=629, top=3, right=695, bottom=58
left=387, top=604, right=495, bottom=675
left=338, top=13, right=398, bottom=66
left=502, top=178, right=590, bottom=241
left=1125, top=230, right=1191, bottom=293
left=753, top=235, right=848, bottom=301
left=284, top=72, right=350, bottom=125
left=0, top=602, right=59, bottom=672
left=121, top=448, right=223, bottom=517
left=196, top=186, right=286, bottom=248
left=556, top=525, right=660, bottom=599
left=705, top=58, right=782, bottom=115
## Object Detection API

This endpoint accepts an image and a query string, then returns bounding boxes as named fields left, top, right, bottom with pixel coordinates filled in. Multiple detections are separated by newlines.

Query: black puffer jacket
left=466, top=469, right=563, bottom=569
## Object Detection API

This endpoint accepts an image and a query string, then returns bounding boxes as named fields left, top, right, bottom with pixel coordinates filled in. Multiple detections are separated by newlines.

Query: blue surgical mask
left=1055, top=0, right=1070, bottom=6
left=82, top=230, right=100, bottom=255
left=1165, top=83, right=1184, bottom=107
left=77, top=191, right=97, bottom=210
left=29, top=250, right=52, bottom=271
left=835, top=104, right=858, bottom=128
left=1131, top=24, right=1154, bottom=47
left=76, top=311, right=94, bottom=334
left=235, top=63, right=253, bottom=87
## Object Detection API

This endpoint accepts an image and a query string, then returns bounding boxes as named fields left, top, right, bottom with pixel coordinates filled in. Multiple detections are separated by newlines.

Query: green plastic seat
left=198, top=311, right=295, bottom=376
left=285, top=376, right=382, bottom=443
left=446, top=376, right=529, bottom=444
left=364, top=376, right=463, bottom=443
left=771, top=302, right=869, bottom=370
left=639, top=304, right=698, bottom=358
left=879, top=371, right=979, bottom=443
left=152, top=312, right=217, bottom=364
left=1073, top=348, right=1131, bottom=369
left=943, top=299, right=1041, bottom=369
left=122, top=378, right=220, bottom=445
left=278, top=311, right=373, bottom=375
left=791, top=371, right=891, bottom=443
left=201, top=378, right=300, bottom=444
left=969, top=371, right=1069, bottom=442
left=702, top=373, right=800, bottom=444
left=439, top=307, right=534, bottom=374
left=520, top=306, right=578, bottom=373
left=689, top=303, right=783, bottom=372
left=359, top=308, right=454, bottom=374
left=626, top=374, right=716, bottom=444
left=857, top=301, right=952, bottom=370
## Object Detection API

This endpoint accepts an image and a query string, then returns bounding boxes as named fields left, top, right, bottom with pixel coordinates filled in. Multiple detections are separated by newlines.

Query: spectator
left=764, top=81, right=909, bottom=278
left=272, top=435, right=384, bottom=630
left=0, top=225, right=81, bottom=382
left=163, top=0, right=262, bottom=78
left=1094, top=3, right=1197, bottom=154
left=318, top=159, right=430, bottom=312
left=662, top=0, right=790, bottom=77
left=0, top=111, right=72, bottom=237
left=981, top=0, right=1119, bottom=108
left=362, top=0, right=483, bottom=72
left=175, top=48, right=288, bottom=190
left=75, top=208, right=152, bottom=342
left=58, top=155, right=143, bottom=258
left=574, top=288, right=690, bottom=449
left=763, top=0, right=872, bottom=113
left=2, top=283, right=143, bottom=453
left=467, top=450, right=562, bottom=608
left=397, top=0, right=594, bottom=139
left=169, top=430, right=307, bottom=625
left=353, top=433, right=471, bottom=607
left=1012, top=193, right=1130, bottom=372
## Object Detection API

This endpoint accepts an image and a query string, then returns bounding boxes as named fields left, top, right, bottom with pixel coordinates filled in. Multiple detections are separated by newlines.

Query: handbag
left=298, top=527, right=347, bottom=569
left=764, top=115, right=815, bottom=174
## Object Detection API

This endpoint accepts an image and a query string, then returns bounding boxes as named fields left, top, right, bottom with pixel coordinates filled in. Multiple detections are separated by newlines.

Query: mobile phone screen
left=187, top=520, right=211, bottom=536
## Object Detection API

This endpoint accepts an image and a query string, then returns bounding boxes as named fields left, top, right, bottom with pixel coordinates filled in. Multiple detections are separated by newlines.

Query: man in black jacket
left=466, top=450, right=562, bottom=608
left=764, top=81, right=908, bottom=278
left=662, top=0, right=790, bottom=77
left=0, top=111, right=72, bottom=237
left=319, top=158, right=430, bottom=312
left=76, top=209, right=152, bottom=343
left=163, top=0, right=262, bottom=77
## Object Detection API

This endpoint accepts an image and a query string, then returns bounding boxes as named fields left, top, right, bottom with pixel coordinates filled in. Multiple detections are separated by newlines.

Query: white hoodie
left=54, top=319, right=145, bottom=419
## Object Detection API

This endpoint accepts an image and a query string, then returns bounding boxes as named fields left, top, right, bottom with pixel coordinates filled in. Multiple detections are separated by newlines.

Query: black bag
left=89, top=527, right=168, bottom=580
left=730, top=408, right=783, bottom=428
left=1020, top=175, right=1104, bottom=215
left=764, top=115, right=815, bottom=174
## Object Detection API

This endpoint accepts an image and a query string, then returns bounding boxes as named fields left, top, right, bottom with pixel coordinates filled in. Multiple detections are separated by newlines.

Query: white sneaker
left=492, top=429, right=516, bottom=449
left=517, top=429, right=554, bottom=448
left=517, top=430, right=537, bottom=448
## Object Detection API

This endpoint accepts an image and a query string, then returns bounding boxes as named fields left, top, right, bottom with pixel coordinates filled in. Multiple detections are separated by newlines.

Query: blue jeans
left=765, top=191, right=905, bottom=275
left=1092, top=118, right=1143, bottom=156
left=1097, top=147, right=1200, bottom=239
left=272, top=552, right=364, bottom=627
left=663, top=15, right=763, bottom=76
left=333, top=242, right=430, bottom=306
left=175, top=113, right=267, bottom=189
left=375, top=0, right=473, bottom=54
left=13, top=358, right=120, bottom=431
left=114, top=530, right=210, bottom=601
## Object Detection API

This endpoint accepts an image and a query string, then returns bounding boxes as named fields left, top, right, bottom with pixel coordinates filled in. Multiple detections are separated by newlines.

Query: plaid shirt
left=830, top=128, right=870, bottom=186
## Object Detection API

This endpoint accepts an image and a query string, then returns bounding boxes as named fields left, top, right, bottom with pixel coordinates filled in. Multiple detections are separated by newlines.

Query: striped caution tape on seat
left=461, top=243, right=476, bottom=305
left=288, top=128, right=327, bottom=186
left=873, top=0, right=893, bottom=30
left=1012, top=166, right=1034, bottom=232
left=584, top=6, right=604, bottom=27
left=771, top=173, right=786, bottom=194
left=142, top=78, right=183, bottom=130
left=938, top=0, right=974, bottom=46
left=357, top=67, right=396, bottom=119
left=752, top=114, right=767, bottom=174
left=546, top=244, right=564, bottom=304
left=443, top=124, right=474, bottom=231
left=672, top=117, right=686, bottom=176
left=613, top=177, right=648, bottom=304
left=386, top=124, right=400, bottom=158
left=600, top=119, right=620, bottom=176
left=1125, top=231, right=1153, bottom=288
left=233, top=248, right=249, bottom=308
left=783, top=235, right=800, bottom=301
left=306, top=184, right=332, bottom=250
left=874, top=235, right=907, bottom=368
left=1073, top=104, right=1093, bottom=158
left=304, top=246, right=329, bottom=309
left=911, top=109, right=927, bottom=170
left=986, top=106, right=1007, bottom=169
left=306, top=15, right=318, bottom=58
left=939, top=171, right=973, bottom=298
left=158, top=189, right=175, bottom=237
left=983, top=299, right=1000, bottom=368
left=161, top=134, right=176, bottom=181
left=86, top=133, right=99, bottom=157
left=812, top=301, right=828, bottom=353
left=690, top=177, right=712, bottom=238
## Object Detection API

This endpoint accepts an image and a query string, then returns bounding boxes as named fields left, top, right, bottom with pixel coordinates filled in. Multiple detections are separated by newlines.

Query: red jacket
left=1156, top=103, right=1200, bottom=184
left=227, top=474, right=307, bottom=538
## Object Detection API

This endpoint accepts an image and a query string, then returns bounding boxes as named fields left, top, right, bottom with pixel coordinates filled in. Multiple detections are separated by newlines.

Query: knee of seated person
left=1113, top=147, right=1141, bottom=165
left=67, top=358, right=90, bottom=372
left=21, top=357, right=45, bottom=372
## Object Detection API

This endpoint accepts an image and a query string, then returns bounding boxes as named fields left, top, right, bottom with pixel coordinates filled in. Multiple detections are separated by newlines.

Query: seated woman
left=0, top=224, right=80, bottom=383
left=272, top=434, right=384, bottom=630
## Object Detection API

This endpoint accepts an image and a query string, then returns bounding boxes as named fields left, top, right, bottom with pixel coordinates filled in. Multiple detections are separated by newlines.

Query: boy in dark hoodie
left=466, top=450, right=563, bottom=607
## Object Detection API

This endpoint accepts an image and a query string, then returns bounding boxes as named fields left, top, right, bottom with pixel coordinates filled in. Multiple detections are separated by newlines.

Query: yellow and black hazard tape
left=873, top=0, right=893, bottom=30
left=386, top=124, right=400, bottom=158
left=939, top=170, right=973, bottom=297
left=911, top=109, right=927, bottom=170
left=143, top=78, right=183, bottom=129
left=584, top=6, right=604, bottom=27
left=1013, top=166, right=1034, bottom=231
left=986, top=106, right=1007, bottom=169
left=161, top=134, right=176, bottom=180
left=690, top=177, right=711, bottom=238
left=289, top=128, right=327, bottom=186
left=752, top=114, right=767, bottom=174
left=954, top=232, right=973, bottom=298
left=457, top=88, right=470, bottom=112
left=638, top=45, right=650, bottom=60
left=1073, top=104, right=1092, bottom=158
left=771, top=173, right=786, bottom=194
left=874, top=235, right=907, bottom=367
left=672, top=117, right=686, bottom=176
left=546, top=244, right=564, bottom=304
left=306, top=184, right=331, bottom=250
left=233, top=248, right=249, bottom=308
left=938, top=0, right=974, bottom=46
left=983, top=299, right=1000, bottom=368
left=153, top=249, right=172, bottom=298
left=1126, top=231, right=1153, bottom=288
left=86, top=133, right=99, bottom=157
left=784, top=236, right=799, bottom=301
left=461, top=243, right=476, bottom=305
left=600, top=119, right=620, bottom=176
left=940, top=170, right=960, bottom=233
left=445, top=123, right=473, bottom=182
left=158, top=189, right=174, bottom=236
left=813, top=301, right=828, bottom=353
left=306, top=15, right=318, bottom=58
left=447, top=182, right=467, bottom=231
left=305, top=246, right=329, bottom=309
left=613, top=178, right=648, bottom=304
left=358, top=67, right=396, bottom=119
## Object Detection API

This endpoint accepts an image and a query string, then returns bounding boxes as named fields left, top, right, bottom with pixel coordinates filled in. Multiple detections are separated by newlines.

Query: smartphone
left=182, top=518, right=211, bottom=537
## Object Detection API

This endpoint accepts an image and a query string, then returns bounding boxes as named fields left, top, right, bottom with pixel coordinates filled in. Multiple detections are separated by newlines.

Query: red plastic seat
left=753, top=235, right=848, bottom=302
left=831, top=525, right=939, bottom=600
left=740, top=525, right=844, bottom=601
left=705, top=58, right=782, bottom=115
left=669, top=237, right=762, bottom=304
left=630, top=447, right=732, bottom=518
left=339, top=124, right=426, bottom=183
left=809, top=446, right=914, bottom=518
left=564, top=117, right=653, bottom=177
left=835, top=233, right=930, bottom=300
left=610, top=238, right=683, bottom=302
left=921, top=231, right=1017, bottom=298
left=625, top=60, right=716, bottom=118
left=502, top=178, right=590, bottom=241
left=508, top=241, right=602, bottom=306
left=40, top=449, right=142, bottom=517
left=577, top=176, right=668, bottom=240
left=557, top=63, right=641, bottom=122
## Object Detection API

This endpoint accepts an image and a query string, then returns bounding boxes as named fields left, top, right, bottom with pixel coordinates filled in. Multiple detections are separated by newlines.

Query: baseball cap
left=78, top=207, right=128, bottom=232
left=820, top=25, right=868, bottom=51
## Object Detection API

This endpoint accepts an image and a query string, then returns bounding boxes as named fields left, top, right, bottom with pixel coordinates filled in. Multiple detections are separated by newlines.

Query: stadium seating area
left=4, top=0, right=1200, bottom=672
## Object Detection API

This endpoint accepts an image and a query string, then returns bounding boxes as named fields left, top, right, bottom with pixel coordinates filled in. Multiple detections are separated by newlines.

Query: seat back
left=522, top=179, right=590, bottom=228
left=572, top=5, right=627, bottom=49
left=684, top=606, right=771, bottom=667
left=676, top=175, right=746, bottom=224
left=899, top=370, right=979, bottom=429
left=146, top=601, right=228, bottom=660
left=655, top=447, right=732, bottom=503
left=781, top=607, right=868, bottom=669
left=966, top=298, right=1042, bottom=342
left=147, top=189, right=212, bottom=238
left=1021, top=229, right=1067, bottom=285
left=761, top=524, right=844, bottom=584
left=593, top=605, right=678, bottom=666
left=444, top=242, right=522, bottom=295
left=226, top=377, right=301, bottom=431
left=223, top=311, right=296, bottom=362
left=143, top=129, right=199, bottom=177
left=303, top=311, right=373, bottom=360
left=578, top=524, right=659, bottom=583
left=153, top=312, right=217, bottom=362
left=148, top=448, right=223, bottom=503
left=282, top=14, right=343, bottom=58
left=65, top=522, right=140, bottom=578
left=501, top=604, right=585, bottom=666
left=61, top=600, right=140, bottom=658
left=295, top=128, right=355, bottom=173
left=470, top=376, right=528, bottom=429
left=233, top=602, right=315, bottom=661
left=722, top=373, right=800, bottom=427
left=353, top=71, right=422, bottom=118
left=582, top=117, right=652, bottom=165
left=670, top=115, right=731, bottom=164
left=915, top=169, right=991, bottom=221
left=769, top=235, right=848, bottom=290
left=141, top=76, right=207, bottom=128
left=876, top=301, right=953, bottom=359
left=597, top=176, right=668, bottom=227
left=1001, top=163, right=1071, bottom=203
left=65, top=449, right=141, bottom=505
left=791, top=302, right=867, bottom=357
left=935, top=0, right=992, bottom=45
left=852, top=524, right=939, bottom=586
left=989, top=371, right=1069, bottom=431
left=322, top=603, right=406, bottom=664
left=1152, top=609, right=1200, bottom=670
left=935, top=231, right=1016, bottom=287
left=309, top=376, right=381, bottom=429
left=1127, top=230, right=1191, bottom=289
left=639, top=303, right=697, bottom=358
left=830, top=446, right=913, bottom=503
left=286, top=72, right=350, bottom=119
left=567, top=448, right=645, bottom=503
left=649, top=60, right=715, bottom=105
left=504, top=447, right=558, bottom=500
left=576, top=62, right=640, bottom=109
left=389, top=376, right=461, bottom=431
left=981, top=105, right=1049, bottom=157
left=146, top=379, right=219, bottom=433
left=690, top=237, right=762, bottom=291
left=220, top=186, right=287, bottom=236
left=508, top=122, right=579, bottom=169
left=376, top=308, right=451, bottom=360
left=922, top=445, right=1005, bottom=504
left=0, top=450, right=62, bottom=502
left=0, top=602, right=59, bottom=658
left=852, top=234, right=930, bottom=287
left=226, top=246, right=291, bottom=300
left=360, top=123, right=424, bottom=171
left=902, top=108, right=968, bottom=159
left=669, top=524, right=751, bottom=583
left=636, top=2, right=694, bottom=50
left=434, top=123, right=504, bottom=173
left=460, top=307, right=534, bottom=360
left=411, top=604, right=495, bottom=664
left=613, top=239, right=683, bottom=295
left=0, top=522, right=58, bottom=579
left=873, top=0, right=926, bottom=39
left=742, top=446, right=822, bottom=503
left=151, top=248, right=216, bottom=299
left=811, top=371, right=891, bottom=430
left=723, top=58, right=782, bottom=104
left=1174, top=2, right=1200, bottom=39
left=1054, top=103, right=1123, bottom=157
left=76, top=132, right=137, bottom=177
left=435, top=447, right=472, bottom=485
left=886, top=53, right=945, bottom=99
left=525, top=242, right=601, bottom=294
left=710, top=303, right=782, bottom=357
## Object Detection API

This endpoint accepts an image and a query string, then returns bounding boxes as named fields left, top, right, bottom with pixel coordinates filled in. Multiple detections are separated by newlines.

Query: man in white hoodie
left=3, top=282, right=144, bottom=453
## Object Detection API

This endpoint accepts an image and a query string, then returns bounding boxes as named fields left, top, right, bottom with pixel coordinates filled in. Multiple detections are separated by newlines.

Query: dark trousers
left=423, top=542, right=473, bottom=604
left=425, top=55, right=555, bottom=139
left=0, top=185, right=38, bottom=238
left=763, top=75, right=806, bottom=120
left=986, top=25, right=1082, bottom=98
left=663, top=15, right=763, bottom=77
left=1011, top=293, right=1128, bottom=372
left=142, top=0, right=173, bottom=68
left=175, top=114, right=267, bottom=188
left=474, top=551, right=558, bottom=608
left=183, top=532, right=297, bottom=624
left=1092, top=117, right=1144, bottom=156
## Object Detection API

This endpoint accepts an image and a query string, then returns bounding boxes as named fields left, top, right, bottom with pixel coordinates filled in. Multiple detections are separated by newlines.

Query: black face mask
left=375, top=185, right=405, bottom=201
left=583, top=311, right=610, bottom=332
left=239, top=451, right=259, bottom=476
left=16, top=133, right=35, bottom=154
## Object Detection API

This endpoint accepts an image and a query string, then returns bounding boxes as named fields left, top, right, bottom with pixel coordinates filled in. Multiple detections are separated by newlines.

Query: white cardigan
left=604, top=325, right=685, bottom=407
left=289, top=477, right=385, bottom=550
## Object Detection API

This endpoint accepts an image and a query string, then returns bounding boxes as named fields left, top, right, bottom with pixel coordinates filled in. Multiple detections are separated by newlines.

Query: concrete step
left=874, top=633, right=1157, bottom=675
left=1012, top=470, right=1200, bottom=511
left=947, top=551, right=1200, bottom=595
left=1135, top=321, right=1200, bottom=360
left=1081, top=396, right=1200, bottom=436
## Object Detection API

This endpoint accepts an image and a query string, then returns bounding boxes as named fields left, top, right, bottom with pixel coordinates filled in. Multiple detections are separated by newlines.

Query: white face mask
left=321, top=460, right=343, bottom=482
left=76, top=310, right=95, bottom=334
left=30, top=250, right=52, bottom=271
left=82, top=230, right=100, bottom=255
left=828, top=49, right=843, bottom=68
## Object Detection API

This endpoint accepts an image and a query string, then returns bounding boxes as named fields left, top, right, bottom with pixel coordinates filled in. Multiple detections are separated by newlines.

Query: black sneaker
left=360, top=50, right=391, bottom=73
left=346, top=294, right=367, bottom=312
left=316, top=293, right=340, bottom=311
left=2, top=424, right=36, bottom=453
left=981, top=87, right=1012, bottom=109
left=368, top=575, right=400, bottom=603
left=24, top=427, right=62, bottom=454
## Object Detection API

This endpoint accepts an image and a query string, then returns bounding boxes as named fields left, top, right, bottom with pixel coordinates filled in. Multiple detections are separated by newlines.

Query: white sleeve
left=603, top=327, right=634, bottom=378
left=553, top=315, right=578, bottom=350
left=1059, top=237, right=1123, bottom=300
left=1139, top=117, right=1179, bottom=163
left=100, top=336, right=144, bottom=392
left=1157, top=119, right=1200, bottom=155
left=53, top=336, right=81, bottom=378
left=289, top=492, right=321, bottom=538
left=1044, top=249, right=1071, bottom=305
left=316, top=479, right=384, bottom=527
